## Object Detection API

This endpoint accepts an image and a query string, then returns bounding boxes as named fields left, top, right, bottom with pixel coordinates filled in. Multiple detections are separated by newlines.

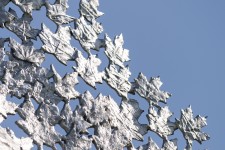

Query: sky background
left=1, top=0, right=224, bottom=149
left=98, top=0, right=224, bottom=149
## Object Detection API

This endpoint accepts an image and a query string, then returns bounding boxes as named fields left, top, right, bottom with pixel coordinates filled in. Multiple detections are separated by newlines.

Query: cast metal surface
left=0, top=0, right=209, bottom=149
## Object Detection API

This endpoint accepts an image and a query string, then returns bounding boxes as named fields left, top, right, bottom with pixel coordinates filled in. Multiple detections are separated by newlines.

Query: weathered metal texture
left=0, top=0, right=209, bottom=149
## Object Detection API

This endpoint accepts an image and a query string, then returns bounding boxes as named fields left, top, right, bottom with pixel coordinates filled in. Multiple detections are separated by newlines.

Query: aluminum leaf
left=72, top=16, right=104, bottom=52
left=0, top=84, right=17, bottom=123
left=147, top=106, right=177, bottom=140
left=79, top=0, right=104, bottom=22
left=12, top=0, right=45, bottom=13
left=132, top=73, right=171, bottom=105
left=162, top=139, right=178, bottom=150
left=5, top=10, right=40, bottom=42
left=74, top=51, right=104, bottom=88
left=0, top=127, right=33, bottom=150
left=176, top=106, right=210, bottom=150
left=39, top=24, right=77, bottom=65
left=16, top=99, right=61, bottom=150
left=9, top=39, right=45, bottom=65
left=51, top=65, right=80, bottom=100
left=46, top=1, right=75, bottom=25
left=59, top=102, right=93, bottom=149
left=79, top=91, right=147, bottom=149
left=137, top=138, right=160, bottom=150
left=0, top=0, right=210, bottom=149
left=104, top=64, right=131, bottom=98
left=105, top=34, right=130, bottom=68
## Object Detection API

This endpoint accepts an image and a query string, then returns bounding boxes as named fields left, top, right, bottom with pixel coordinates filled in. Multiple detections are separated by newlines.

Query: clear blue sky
left=1, top=0, right=224, bottom=149
left=98, top=0, right=224, bottom=149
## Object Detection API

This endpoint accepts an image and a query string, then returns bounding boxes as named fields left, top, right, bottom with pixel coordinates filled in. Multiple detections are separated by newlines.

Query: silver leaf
left=39, top=24, right=77, bottom=65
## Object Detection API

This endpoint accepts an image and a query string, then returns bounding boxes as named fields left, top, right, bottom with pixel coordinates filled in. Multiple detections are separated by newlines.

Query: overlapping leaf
left=79, top=91, right=147, bottom=149
left=0, top=0, right=210, bottom=149
left=162, top=139, right=178, bottom=150
left=3, top=69, right=32, bottom=98
left=9, top=39, right=45, bottom=65
left=72, top=16, right=104, bottom=52
left=0, top=127, right=33, bottom=150
left=147, top=106, right=177, bottom=139
left=0, top=84, right=17, bottom=123
left=39, top=24, right=77, bottom=65
left=137, top=138, right=178, bottom=150
left=137, top=138, right=160, bottom=150
left=51, top=65, right=79, bottom=100
left=12, top=0, right=45, bottom=13
left=74, top=50, right=104, bottom=88
left=79, top=0, right=104, bottom=22
left=59, top=102, right=93, bottom=149
left=105, top=34, right=130, bottom=68
left=46, top=0, right=75, bottom=25
left=176, top=106, right=210, bottom=149
left=104, top=34, right=131, bottom=98
left=132, top=73, right=171, bottom=105
left=62, top=128, right=93, bottom=150
left=105, top=64, right=131, bottom=98
left=5, top=10, right=40, bottom=42
left=16, top=99, right=61, bottom=150
left=0, top=7, right=13, bottom=28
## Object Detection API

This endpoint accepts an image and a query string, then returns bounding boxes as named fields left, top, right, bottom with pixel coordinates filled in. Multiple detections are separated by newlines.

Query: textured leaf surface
left=72, top=16, right=104, bottom=52
left=79, top=91, right=147, bottom=149
left=0, top=84, right=17, bottom=123
left=51, top=65, right=80, bottom=100
left=0, top=127, right=33, bottom=150
left=9, top=39, right=45, bottom=65
left=0, top=0, right=210, bottom=149
left=74, top=51, right=104, bottom=88
left=5, top=10, right=40, bottom=42
left=105, top=64, right=131, bottom=98
left=148, top=106, right=177, bottom=139
left=105, top=34, right=130, bottom=68
left=60, top=103, right=93, bottom=149
left=176, top=106, right=210, bottom=149
left=46, top=0, right=75, bottom=25
left=132, top=73, right=171, bottom=105
left=39, top=24, right=77, bottom=64
left=16, top=100, right=61, bottom=149
left=12, top=0, right=45, bottom=13
left=79, top=0, right=104, bottom=22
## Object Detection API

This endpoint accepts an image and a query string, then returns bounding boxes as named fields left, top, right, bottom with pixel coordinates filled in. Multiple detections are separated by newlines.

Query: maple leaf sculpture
left=0, top=0, right=209, bottom=149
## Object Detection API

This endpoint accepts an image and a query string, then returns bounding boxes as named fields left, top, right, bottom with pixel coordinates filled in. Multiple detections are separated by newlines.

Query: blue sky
left=98, top=0, right=225, bottom=149
left=1, top=0, right=224, bottom=149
